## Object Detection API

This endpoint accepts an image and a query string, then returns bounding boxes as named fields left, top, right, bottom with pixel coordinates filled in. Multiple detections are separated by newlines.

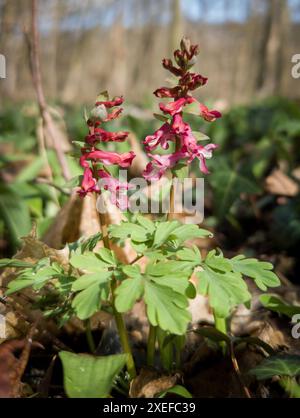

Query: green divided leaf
left=59, top=351, right=128, bottom=398
left=197, top=266, right=251, bottom=318
left=260, top=294, right=300, bottom=318
left=229, top=255, right=280, bottom=291
left=71, top=271, right=111, bottom=320
left=144, top=281, right=191, bottom=335
left=249, top=355, right=300, bottom=380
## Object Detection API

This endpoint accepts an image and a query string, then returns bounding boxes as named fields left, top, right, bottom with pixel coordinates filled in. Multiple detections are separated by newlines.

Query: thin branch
left=29, top=0, right=71, bottom=181
left=229, top=339, right=252, bottom=398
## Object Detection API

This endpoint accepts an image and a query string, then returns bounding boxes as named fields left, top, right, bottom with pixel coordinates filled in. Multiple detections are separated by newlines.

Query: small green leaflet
left=259, top=294, right=300, bottom=318
left=169, top=224, right=212, bottom=246
left=59, top=351, right=128, bottom=398
left=182, top=101, right=200, bottom=116
left=249, top=355, right=300, bottom=380
left=0, top=258, right=34, bottom=268
left=228, top=255, right=280, bottom=291
left=115, top=276, right=144, bottom=312
left=153, top=113, right=171, bottom=123
left=71, top=271, right=111, bottom=320
left=96, top=90, right=109, bottom=102
left=159, top=385, right=193, bottom=398
left=6, top=264, right=62, bottom=295
left=63, top=175, right=83, bottom=189
left=192, top=131, right=210, bottom=141
left=109, top=222, right=150, bottom=242
left=70, top=248, right=116, bottom=272
left=177, top=246, right=201, bottom=263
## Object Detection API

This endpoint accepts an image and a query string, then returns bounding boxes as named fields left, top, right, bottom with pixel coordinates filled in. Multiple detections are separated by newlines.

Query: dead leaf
left=0, top=324, right=40, bottom=398
left=265, top=169, right=299, bottom=196
left=129, top=368, right=179, bottom=398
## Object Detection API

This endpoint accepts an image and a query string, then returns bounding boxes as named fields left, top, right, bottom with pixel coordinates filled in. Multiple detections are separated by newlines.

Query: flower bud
left=187, top=56, right=197, bottom=68
left=90, top=104, right=108, bottom=121
left=180, top=37, right=191, bottom=53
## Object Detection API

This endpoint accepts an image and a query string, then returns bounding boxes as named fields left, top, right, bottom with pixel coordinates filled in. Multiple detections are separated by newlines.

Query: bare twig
left=31, top=177, right=71, bottom=196
left=229, top=340, right=251, bottom=398
left=28, top=0, right=71, bottom=181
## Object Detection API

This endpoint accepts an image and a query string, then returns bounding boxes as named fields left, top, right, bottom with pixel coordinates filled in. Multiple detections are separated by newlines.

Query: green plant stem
left=175, top=345, right=181, bottom=370
left=147, top=325, right=157, bottom=367
left=85, top=319, right=96, bottom=353
left=213, top=312, right=227, bottom=354
left=98, top=209, right=136, bottom=380
left=111, top=279, right=136, bottom=379
left=168, top=137, right=181, bottom=221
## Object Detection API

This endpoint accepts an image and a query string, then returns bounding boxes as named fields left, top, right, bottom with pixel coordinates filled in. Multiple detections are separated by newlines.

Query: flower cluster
left=143, top=37, right=221, bottom=181
left=78, top=92, right=135, bottom=209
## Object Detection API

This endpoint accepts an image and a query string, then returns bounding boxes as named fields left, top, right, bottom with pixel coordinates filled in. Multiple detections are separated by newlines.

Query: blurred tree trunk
left=0, top=0, right=28, bottom=99
left=108, top=12, right=127, bottom=94
left=169, top=0, right=183, bottom=52
left=256, top=0, right=290, bottom=95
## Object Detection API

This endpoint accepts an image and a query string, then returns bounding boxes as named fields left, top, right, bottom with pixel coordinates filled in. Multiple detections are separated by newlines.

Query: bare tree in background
left=255, top=0, right=290, bottom=95
left=169, top=0, right=183, bottom=52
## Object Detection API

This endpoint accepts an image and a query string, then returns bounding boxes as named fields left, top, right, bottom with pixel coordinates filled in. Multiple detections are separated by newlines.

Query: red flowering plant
left=78, top=92, right=135, bottom=209
left=143, top=37, right=221, bottom=182
left=4, top=39, right=282, bottom=399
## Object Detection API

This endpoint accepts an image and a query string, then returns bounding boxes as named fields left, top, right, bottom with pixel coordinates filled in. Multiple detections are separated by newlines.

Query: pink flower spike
left=143, top=123, right=175, bottom=151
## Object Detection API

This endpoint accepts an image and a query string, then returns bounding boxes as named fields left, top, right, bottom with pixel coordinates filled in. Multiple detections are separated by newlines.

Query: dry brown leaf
left=129, top=368, right=179, bottom=398
left=265, top=169, right=299, bottom=196
left=0, top=324, right=40, bottom=398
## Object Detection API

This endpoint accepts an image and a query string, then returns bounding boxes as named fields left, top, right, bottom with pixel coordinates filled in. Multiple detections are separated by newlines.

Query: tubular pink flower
left=143, top=123, right=175, bottom=151
left=98, top=169, right=132, bottom=210
left=80, top=151, right=135, bottom=168
left=143, top=151, right=185, bottom=181
left=95, top=96, right=124, bottom=108
left=199, top=103, right=222, bottom=122
left=159, top=97, right=193, bottom=116
left=78, top=168, right=99, bottom=197
left=85, top=128, right=129, bottom=144
left=154, top=86, right=182, bottom=98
